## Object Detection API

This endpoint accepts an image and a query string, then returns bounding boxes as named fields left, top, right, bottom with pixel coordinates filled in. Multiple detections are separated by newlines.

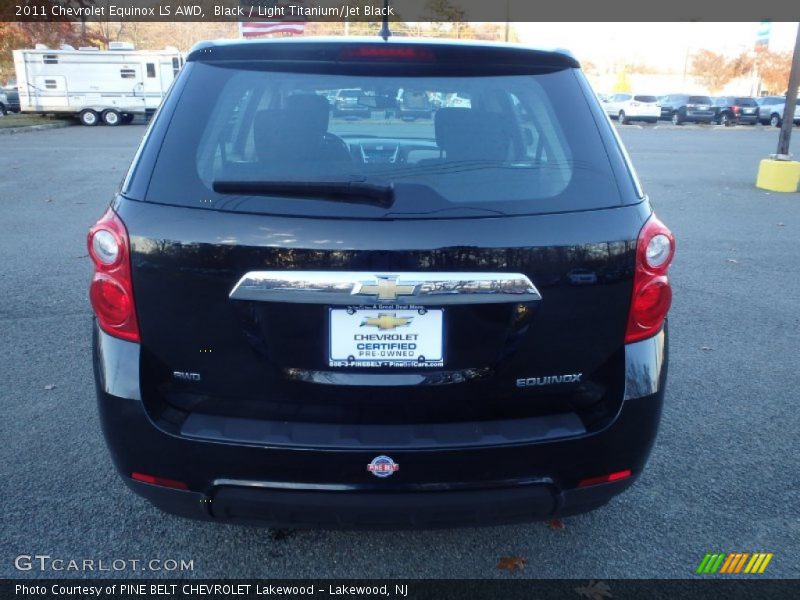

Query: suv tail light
left=625, top=214, right=675, bottom=344
left=87, top=207, right=140, bottom=342
left=732, top=105, right=741, bottom=114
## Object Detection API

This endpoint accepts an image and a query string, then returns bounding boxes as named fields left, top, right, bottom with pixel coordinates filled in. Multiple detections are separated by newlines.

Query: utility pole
left=776, top=23, right=800, bottom=157
left=756, top=22, right=800, bottom=192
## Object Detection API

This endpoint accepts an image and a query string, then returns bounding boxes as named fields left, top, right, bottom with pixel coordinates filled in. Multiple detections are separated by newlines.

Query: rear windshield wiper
left=213, top=179, right=394, bottom=208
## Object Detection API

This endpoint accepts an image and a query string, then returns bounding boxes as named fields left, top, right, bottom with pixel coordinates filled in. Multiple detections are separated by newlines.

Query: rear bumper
left=125, top=473, right=635, bottom=529
left=685, top=113, right=715, bottom=122
left=94, top=325, right=667, bottom=529
left=623, top=109, right=660, bottom=120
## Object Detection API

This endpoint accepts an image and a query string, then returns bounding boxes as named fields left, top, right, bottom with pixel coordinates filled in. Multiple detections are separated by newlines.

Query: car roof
left=186, top=37, right=580, bottom=69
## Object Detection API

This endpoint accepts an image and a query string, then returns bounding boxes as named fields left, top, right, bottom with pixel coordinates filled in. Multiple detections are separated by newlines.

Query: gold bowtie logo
left=354, top=276, right=417, bottom=301
left=360, top=313, right=413, bottom=330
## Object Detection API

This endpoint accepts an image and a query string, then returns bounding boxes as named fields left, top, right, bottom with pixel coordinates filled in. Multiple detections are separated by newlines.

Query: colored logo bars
left=696, top=552, right=773, bottom=574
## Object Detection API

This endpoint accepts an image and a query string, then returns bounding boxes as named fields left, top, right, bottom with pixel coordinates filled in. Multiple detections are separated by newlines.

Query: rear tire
left=618, top=111, right=628, bottom=125
left=121, top=113, right=135, bottom=124
left=671, top=112, right=683, bottom=126
left=0, top=103, right=7, bottom=116
left=770, top=114, right=781, bottom=128
left=79, top=109, right=99, bottom=126
left=102, top=109, right=121, bottom=126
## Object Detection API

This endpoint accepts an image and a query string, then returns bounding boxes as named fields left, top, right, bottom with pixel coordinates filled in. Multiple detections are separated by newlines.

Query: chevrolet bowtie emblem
left=361, top=313, right=413, bottom=330
left=353, top=276, right=417, bottom=301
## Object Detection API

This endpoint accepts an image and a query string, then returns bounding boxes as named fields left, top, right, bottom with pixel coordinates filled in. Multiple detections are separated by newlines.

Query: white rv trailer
left=12, top=42, right=184, bottom=126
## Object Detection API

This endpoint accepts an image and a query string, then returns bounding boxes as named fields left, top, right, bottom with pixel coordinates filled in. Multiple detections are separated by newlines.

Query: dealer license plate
left=329, top=307, right=444, bottom=368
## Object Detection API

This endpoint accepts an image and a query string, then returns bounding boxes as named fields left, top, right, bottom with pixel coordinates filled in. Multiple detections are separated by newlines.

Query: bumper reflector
left=577, top=469, right=632, bottom=488
left=131, top=472, right=188, bottom=490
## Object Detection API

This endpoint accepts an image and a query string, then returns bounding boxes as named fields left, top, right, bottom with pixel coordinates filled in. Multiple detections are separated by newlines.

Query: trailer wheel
left=79, top=109, right=99, bottom=126
left=102, top=109, right=121, bottom=126
left=121, top=113, right=135, bottom=124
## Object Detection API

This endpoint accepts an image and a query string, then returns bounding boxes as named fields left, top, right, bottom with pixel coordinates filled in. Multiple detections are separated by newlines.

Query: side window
left=120, top=68, right=136, bottom=79
left=146, top=63, right=156, bottom=78
left=172, top=58, right=180, bottom=77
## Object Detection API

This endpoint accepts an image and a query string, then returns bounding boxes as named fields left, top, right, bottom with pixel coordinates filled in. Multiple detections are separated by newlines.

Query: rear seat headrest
left=285, top=93, right=331, bottom=136
left=434, top=108, right=512, bottom=161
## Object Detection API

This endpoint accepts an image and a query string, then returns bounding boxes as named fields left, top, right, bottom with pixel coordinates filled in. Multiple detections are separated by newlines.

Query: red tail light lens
left=732, top=105, right=741, bottom=114
left=625, top=214, right=675, bottom=343
left=87, top=208, right=140, bottom=342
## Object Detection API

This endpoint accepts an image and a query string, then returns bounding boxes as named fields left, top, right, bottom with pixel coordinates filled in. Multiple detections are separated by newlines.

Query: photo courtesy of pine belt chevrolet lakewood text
left=88, top=37, right=675, bottom=529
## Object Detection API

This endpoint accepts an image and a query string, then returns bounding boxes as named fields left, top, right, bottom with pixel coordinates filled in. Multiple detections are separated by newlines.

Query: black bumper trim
left=127, top=477, right=633, bottom=529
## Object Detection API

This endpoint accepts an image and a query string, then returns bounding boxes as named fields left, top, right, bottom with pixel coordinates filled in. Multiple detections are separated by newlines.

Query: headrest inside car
left=434, top=108, right=512, bottom=162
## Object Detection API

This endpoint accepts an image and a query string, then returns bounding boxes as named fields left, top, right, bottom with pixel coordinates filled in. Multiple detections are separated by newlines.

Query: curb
left=0, top=121, right=73, bottom=135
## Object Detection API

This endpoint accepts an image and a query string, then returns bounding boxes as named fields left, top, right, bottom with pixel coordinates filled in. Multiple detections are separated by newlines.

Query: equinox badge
left=516, top=373, right=583, bottom=387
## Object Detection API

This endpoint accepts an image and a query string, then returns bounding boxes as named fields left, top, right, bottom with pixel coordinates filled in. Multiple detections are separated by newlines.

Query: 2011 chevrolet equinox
left=89, top=38, right=674, bottom=529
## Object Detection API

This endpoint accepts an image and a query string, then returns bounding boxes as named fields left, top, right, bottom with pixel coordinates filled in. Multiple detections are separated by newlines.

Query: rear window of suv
left=633, top=95, right=657, bottom=102
left=688, top=96, right=712, bottom=104
left=141, top=60, right=624, bottom=218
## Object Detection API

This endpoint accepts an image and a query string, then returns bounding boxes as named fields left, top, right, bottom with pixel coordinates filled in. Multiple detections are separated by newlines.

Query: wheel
left=102, top=109, right=121, bottom=126
left=671, top=112, right=683, bottom=126
left=719, top=113, right=734, bottom=126
left=0, top=103, right=6, bottom=116
left=618, top=111, right=628, bottom=125
left=769, top=114, right=781, bottom=128
left=121, top=113, right=135, bottom=124
left=79, top=109, right=99, bottom=126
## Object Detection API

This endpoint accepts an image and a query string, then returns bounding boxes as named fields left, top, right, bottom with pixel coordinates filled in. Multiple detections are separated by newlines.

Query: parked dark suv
left=659, top=94, right=715, bottom=124
left=0, top=85, right=20, bottom=115
left=712, top=96, right=759, bottom=126
left=90, top=39, right=674, bottom=529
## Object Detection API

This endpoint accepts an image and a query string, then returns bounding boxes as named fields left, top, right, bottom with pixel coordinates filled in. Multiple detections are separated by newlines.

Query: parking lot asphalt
left=1, top=123, right=798, bottom=579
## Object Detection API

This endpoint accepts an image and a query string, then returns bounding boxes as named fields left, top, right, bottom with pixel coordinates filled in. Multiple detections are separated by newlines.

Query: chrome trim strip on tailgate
left=229, top=271, right=541, bottom=305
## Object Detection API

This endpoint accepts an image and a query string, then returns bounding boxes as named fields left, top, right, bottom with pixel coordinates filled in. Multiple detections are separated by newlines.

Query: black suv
left=0, top=86, right=20, bottom=115
left=712, top=96, right=759, bottom=126
left=659, top=94, right=715, bottom=124
left=89, top=39, right=674, bottom=529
